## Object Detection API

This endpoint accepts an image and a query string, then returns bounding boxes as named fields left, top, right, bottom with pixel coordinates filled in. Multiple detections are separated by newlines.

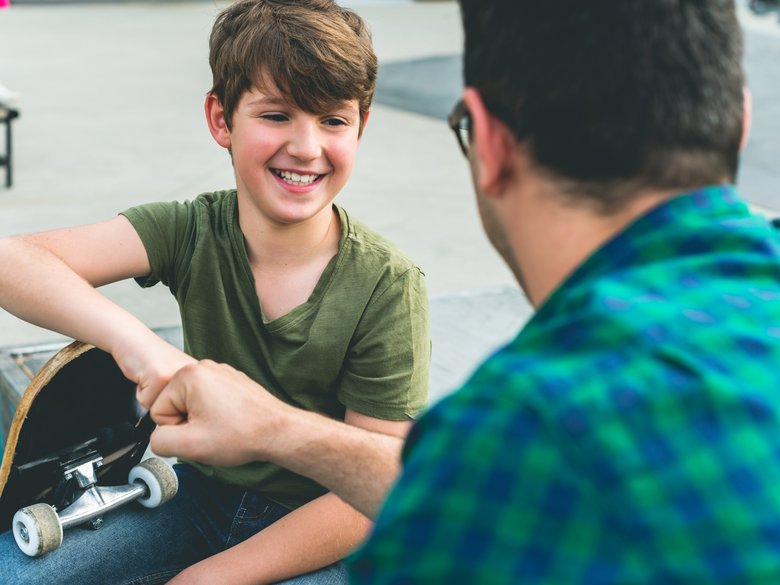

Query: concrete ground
left=0, top=0, right=778, bottom=393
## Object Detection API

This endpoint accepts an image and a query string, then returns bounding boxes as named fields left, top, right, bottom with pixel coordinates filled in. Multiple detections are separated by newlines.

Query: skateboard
left=0, top=341, right=178, bottom=557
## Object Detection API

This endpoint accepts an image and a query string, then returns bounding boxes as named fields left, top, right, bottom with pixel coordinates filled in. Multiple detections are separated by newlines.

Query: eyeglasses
left=448, top=99, right=472, bottom=157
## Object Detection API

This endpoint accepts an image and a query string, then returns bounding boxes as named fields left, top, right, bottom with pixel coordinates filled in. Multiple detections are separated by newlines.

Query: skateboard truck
left=56, top=452, right=146, bottom=531
left=12, top=456, right=177, bottom=557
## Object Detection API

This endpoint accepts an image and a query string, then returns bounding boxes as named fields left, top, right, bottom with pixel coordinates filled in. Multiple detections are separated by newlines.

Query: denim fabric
left=0, top=464, right=347, bottom=585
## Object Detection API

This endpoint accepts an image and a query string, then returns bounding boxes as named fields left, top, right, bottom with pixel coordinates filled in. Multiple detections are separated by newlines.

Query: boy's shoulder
left=175, top=189, right=238, bottom=227
left=189, top=189, right=237, bottom=210
left=336, top=205, right=422, bottom=276
left=126, top=189, right=236, bottom=218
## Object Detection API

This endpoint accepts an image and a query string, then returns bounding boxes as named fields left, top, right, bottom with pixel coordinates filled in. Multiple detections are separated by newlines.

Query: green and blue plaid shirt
left=350, top=185, right=780, bottom=583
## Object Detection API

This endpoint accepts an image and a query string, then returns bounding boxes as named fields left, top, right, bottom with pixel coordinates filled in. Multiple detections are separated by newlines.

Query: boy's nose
left=285, top=121, right=322, bottom=161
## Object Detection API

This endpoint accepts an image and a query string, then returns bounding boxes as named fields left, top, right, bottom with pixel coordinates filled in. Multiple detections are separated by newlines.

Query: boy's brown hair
left=209, top=0, right=377, bottom=134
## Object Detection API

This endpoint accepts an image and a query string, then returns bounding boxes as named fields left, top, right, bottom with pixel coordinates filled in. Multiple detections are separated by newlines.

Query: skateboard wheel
left=12, top=503, right=63, bottom=557
left=129, top=458, right=178, bottom=508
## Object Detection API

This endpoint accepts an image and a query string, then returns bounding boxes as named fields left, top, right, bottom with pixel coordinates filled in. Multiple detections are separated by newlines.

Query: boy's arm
left=0, top=216, right=194, bottom=401
left=170, top=492, right=368, bottom=585
left=167, top=410, right=410, bottom=585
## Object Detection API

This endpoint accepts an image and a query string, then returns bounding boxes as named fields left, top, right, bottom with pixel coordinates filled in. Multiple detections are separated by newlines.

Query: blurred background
left=0, top=0, right=777, bottom=349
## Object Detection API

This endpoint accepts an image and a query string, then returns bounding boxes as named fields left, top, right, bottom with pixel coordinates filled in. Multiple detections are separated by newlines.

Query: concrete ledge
left=428, top=286, right=530, bottom=403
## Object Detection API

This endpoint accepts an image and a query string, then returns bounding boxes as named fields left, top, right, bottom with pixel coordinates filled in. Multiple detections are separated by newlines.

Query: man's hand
left=149, top=360, right=407, bottom=519
left=149, top=360, right=292, bottom=467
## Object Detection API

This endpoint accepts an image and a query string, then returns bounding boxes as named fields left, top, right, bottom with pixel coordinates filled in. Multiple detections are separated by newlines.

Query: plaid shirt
left=349, top=185, right=780, bottom=584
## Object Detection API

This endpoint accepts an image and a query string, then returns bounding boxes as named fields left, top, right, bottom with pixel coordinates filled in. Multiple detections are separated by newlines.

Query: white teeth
left=274, top=169, right=319, bottom=186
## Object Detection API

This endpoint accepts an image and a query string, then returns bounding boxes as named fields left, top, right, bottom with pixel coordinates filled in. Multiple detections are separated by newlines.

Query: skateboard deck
left=0, top=341, right=177, bottom=556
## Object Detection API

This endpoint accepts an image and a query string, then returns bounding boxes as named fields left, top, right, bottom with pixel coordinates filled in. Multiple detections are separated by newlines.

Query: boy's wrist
left=108, top=325, right=162, bottom=369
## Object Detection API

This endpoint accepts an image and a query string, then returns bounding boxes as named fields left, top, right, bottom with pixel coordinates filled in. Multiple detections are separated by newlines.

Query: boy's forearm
left=0, top=236, right=194, bottom=406
left=0, top=236, right=143, bottom=347
left=170, top=492, right=370, bottom=585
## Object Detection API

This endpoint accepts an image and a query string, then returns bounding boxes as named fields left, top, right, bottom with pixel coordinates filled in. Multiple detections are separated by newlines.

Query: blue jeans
left=0, top=464, right=347, bottom=585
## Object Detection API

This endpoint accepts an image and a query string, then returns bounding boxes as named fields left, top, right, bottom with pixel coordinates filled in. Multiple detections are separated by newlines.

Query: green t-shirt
left=121, top=190, right=430, bottom=509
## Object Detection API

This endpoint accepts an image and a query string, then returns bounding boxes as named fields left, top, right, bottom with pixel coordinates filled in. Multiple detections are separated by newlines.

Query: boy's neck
left=238, top=201, right=340, bottom=269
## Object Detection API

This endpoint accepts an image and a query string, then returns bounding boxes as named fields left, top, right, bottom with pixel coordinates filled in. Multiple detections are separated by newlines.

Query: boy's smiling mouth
left=271, top=168, right=325, bottom=187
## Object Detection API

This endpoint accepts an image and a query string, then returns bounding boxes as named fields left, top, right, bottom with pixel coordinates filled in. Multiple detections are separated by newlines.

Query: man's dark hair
left=458, top=0, right=745, bottom=211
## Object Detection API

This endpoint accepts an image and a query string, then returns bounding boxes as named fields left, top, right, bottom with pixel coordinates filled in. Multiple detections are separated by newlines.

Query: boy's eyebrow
left=247, top=94, right=359, bottom=116
left=246, top=95, right=288, bottom=107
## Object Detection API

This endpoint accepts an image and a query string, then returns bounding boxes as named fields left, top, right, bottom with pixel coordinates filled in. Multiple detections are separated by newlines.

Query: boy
left=0, top=1, right=429, bottom=583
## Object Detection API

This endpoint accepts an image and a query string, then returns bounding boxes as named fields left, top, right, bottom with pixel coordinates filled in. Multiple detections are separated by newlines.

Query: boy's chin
left=244, top=197, right=337, bottom=226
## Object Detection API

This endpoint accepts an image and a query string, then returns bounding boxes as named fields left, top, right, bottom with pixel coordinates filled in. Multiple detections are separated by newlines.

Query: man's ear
left=205, top=93, right=232, bottom=149
left=462, top=87, right=516, bottom=198
left=740, top=86, right=752, bottom=152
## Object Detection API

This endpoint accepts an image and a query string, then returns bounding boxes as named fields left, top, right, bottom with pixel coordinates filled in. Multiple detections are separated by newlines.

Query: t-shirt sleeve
left=119, top=200, right=196, bottom=294
left=337, top=266, right=431, bottom=420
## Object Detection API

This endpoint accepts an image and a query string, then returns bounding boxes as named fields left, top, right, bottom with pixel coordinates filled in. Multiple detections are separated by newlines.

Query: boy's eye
left=323, top=117, right=348, bottom=127
left=261, top=113, right=288, bottom=122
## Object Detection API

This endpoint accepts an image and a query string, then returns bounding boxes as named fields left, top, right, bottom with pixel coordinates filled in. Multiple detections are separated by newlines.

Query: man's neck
left=514, top=184, right=678, bottom=307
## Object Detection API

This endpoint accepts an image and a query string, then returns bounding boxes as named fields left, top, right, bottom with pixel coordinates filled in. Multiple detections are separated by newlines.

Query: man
left=151, top=0, right=780, bottom=582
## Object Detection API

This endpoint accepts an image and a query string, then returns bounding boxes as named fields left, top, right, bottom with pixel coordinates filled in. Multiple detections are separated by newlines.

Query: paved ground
left=0, top=0, right=778, bottom=393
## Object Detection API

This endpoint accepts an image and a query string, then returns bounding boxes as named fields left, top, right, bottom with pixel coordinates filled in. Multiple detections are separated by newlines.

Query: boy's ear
left=205, top=93, right=232, bottom=149
left=462, top=87, right=517, bottom=199
left=358, top=110, right=371, bottom=139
